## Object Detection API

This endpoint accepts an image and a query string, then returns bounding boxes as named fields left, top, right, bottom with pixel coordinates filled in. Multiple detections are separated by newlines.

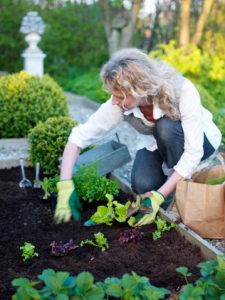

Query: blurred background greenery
left=0, top=0, right=224, bottom=141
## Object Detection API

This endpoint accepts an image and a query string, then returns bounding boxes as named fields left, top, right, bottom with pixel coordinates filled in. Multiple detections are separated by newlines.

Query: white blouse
left=69, top=79, right=221, bottom=179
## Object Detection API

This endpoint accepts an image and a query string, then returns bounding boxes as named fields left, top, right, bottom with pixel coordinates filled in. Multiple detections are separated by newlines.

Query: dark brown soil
left=0, top=167, right=204, bottom=299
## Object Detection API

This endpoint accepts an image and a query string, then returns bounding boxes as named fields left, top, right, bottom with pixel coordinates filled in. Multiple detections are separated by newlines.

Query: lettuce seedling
left=90, top=194, right=131, bottom=225
left=50, top=239, right=79, bottom=256
left=20, top=242, right=39, bottom=262
left=118, top=228, right=144, bottom=244
left=80, top=232, right=109, bottom=252
left=152, top=217, right=176, bottom=240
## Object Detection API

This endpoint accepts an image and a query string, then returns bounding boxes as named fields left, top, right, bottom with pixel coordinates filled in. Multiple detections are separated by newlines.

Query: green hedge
left=0, top=71, right=68, bottom=138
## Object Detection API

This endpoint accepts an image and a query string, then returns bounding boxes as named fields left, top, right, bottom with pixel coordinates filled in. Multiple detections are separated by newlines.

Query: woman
left=54, top=48, right=222, bottom=225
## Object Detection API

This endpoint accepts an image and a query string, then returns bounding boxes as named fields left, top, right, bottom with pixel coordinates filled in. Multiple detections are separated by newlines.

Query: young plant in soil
left=177, top=255, right=225, bottom=299
left=12, top=270, right=105, bottom=300
left=49, top=239, right=79, bottom=256
left=118, top=228, right=144, bottom=244
left=90, top=193, right=131, bottom=225
left=40, top=176, right=59, bottom=199
left=152, top=217, right=176, bottom=240
left=97, top=271, right=170, bottom=299
left=80, top=232, right=109, bottom=252
left=20, top=242, right=39, bottom=262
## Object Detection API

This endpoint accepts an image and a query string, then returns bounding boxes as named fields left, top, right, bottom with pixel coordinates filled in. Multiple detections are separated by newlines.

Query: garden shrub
left=28, top=117, right=77, bottom=175
left=0, top=71, right=68, bottom=138
left=194, top=84, right=216, bottom=114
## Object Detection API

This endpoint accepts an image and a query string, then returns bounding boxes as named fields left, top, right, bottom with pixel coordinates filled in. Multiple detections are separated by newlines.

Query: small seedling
left=90, top=193, right=131, bottom=225
left=50, top=239, right=79, bottom=256
left=20, top=242, right=39, bottom=262
left=152, top=217, right=176, bottom=240
left=80, top=232, right=109, bottom=252
left=118, top=228, right=144, bottom=243
left=176, top=266, right=192, bottom=284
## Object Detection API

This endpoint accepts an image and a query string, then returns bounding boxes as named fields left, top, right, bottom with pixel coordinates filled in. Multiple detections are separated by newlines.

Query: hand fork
left=19, top=159, right=32, bottom=188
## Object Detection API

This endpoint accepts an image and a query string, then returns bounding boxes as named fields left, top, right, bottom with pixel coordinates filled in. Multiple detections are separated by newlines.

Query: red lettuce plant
left=50, top=239, right=79, bottom=256
left=118, top=228, right=144, bottom=244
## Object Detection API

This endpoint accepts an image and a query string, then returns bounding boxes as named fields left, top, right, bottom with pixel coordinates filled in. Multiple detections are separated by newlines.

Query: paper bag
left=175, top=165, right=225, bottom=239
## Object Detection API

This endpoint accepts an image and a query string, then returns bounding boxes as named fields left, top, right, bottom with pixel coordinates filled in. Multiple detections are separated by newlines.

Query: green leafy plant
left=178, top=255, right=225, bottom=299
left=152, top=217, right=176, bottom=240
left=40, top=176, right=60, bottom=199
left=0, top=71, right=68, bottom=138
left=38, top=164, right=119, bottom=202
left=80, top=232, right=109, bottom=252
left=90, top=194, right=131, bottom=225
left=176, top=267, right=193, bottom=284
left=20, top=242, right=39, bottom=262
left=39, top=269, right=104, bottom=300
left=207, top=174, right=225, bottom=185
left=11, top=278, right=41, bottom=300
left=97, top=271, right=170, bottom=299
left=73, top=164, right=119, bottom=202
left=28, top=117, right=77, bottom=175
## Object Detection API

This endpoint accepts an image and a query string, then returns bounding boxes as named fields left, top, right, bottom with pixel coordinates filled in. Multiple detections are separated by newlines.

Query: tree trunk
left=192, top=0, right=214, bottom=45
left=99, top=0, right=143, bottom=55
left=179, top=0, right=191, bottom=47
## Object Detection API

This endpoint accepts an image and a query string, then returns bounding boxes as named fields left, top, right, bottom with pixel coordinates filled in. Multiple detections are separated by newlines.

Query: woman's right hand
left=54, top=180, right=82, bottom=223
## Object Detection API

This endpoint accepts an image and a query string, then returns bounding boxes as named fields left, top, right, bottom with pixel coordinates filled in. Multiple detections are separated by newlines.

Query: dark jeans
left=131, top=117, right=215, bottom=194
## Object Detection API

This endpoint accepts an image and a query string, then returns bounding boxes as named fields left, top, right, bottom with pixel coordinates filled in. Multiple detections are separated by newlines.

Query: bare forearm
left=60, top=142, right=81, bottom=180
left=157, top=170, right=183, bottom=197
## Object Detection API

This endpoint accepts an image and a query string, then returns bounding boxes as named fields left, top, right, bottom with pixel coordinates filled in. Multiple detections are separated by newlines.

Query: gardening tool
left=19, top=159, right=32, bottom=188
left=33, top=162, right=41, bottom=188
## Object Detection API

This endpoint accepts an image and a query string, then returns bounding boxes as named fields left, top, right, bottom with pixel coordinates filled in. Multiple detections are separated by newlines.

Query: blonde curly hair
left=100, top=48, right=185, bottom=120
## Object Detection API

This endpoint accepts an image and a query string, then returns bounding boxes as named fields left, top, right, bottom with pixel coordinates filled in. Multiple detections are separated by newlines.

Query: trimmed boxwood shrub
left=28, top=117, right=77, bottom=175
left=0, top=71, right=68, bottom=138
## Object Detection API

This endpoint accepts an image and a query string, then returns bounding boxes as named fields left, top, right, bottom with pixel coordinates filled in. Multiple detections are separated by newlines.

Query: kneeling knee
left=131, top=176, right=153, bottom=194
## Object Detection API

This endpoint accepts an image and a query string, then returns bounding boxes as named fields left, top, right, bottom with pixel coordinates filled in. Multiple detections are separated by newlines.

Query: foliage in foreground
left=12, top=269, right=169, bottom=300
left=11, top=255, right=225, bottom=299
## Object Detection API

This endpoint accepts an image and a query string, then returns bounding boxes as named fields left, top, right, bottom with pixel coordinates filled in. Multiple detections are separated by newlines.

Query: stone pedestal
left=22, top=50, right=46, bottom=77
left=21, top=32, right=46, bottom=77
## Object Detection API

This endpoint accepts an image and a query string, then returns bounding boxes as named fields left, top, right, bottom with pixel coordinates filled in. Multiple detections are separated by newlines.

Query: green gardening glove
left=54, top=180, right=82, bottom=224
left=128, top=191, right=164, bottom=227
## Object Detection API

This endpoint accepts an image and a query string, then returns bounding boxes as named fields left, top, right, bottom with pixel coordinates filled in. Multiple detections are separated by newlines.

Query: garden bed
left=0, top=167, right=205, bottom=299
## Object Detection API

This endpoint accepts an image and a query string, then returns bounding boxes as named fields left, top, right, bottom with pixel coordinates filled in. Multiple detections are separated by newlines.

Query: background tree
left=99, top=0, right=144, bottom=55
left=179, top=0, right=215, bottom=46
left=179, top=0, right=191, bottom=46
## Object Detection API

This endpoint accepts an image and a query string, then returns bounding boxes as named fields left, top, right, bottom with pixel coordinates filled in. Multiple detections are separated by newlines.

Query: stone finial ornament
left=20, top=11, right=45, bottom=35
